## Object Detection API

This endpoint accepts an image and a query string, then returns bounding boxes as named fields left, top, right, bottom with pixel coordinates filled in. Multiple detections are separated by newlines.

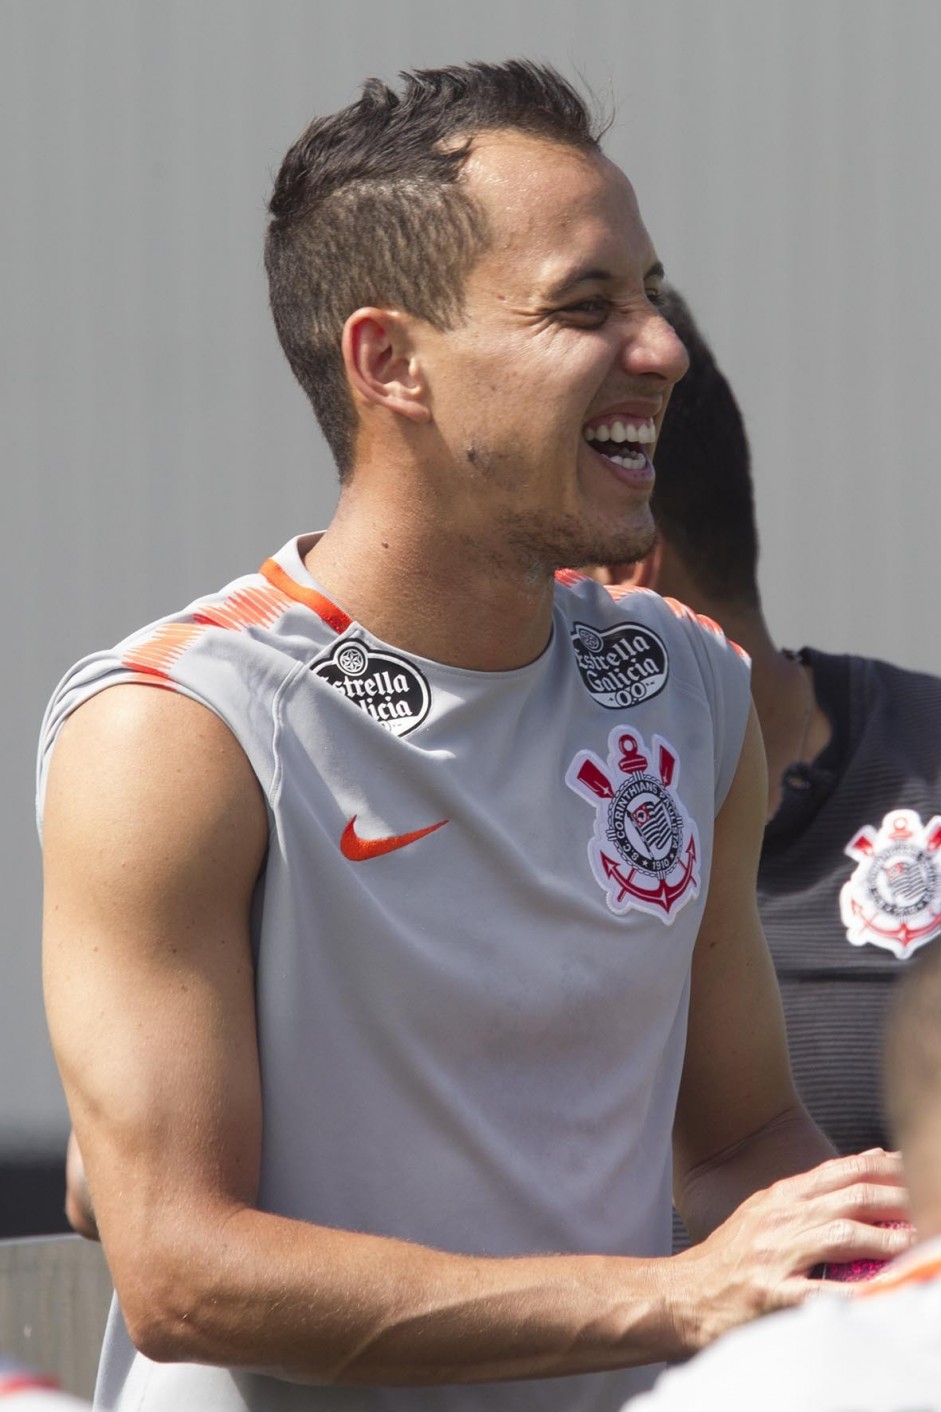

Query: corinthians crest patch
left=566, top=725, right=700, bottom=922
left=839, top=809, right=941, bottom=959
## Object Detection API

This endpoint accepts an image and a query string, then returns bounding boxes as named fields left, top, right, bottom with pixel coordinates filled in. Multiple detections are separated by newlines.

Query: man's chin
left=499, top=509, right=655, bottom=578
left=562, top=524, right=656, bottom=574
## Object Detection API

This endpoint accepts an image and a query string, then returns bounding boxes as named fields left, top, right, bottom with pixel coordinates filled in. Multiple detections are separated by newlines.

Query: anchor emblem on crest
left=566, top=726, right=700, bottom=923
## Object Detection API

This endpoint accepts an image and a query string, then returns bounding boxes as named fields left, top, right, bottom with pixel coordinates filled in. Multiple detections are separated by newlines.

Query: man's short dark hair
left=265, top=61, right=605, bottom=476
left=651, top=288, right=761, bottom=608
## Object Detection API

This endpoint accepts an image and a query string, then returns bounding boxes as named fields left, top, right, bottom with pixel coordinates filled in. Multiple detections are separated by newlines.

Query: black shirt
left=760, top=647, right=941, bottom=1153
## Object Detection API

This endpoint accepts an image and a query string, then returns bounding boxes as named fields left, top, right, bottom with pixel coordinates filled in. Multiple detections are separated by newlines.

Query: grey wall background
left=3, top=0, right=940, bottom=1190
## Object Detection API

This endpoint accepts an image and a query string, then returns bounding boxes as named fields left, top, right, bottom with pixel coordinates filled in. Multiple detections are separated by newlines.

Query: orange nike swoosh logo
left=340, top=815, right=449, bottom=862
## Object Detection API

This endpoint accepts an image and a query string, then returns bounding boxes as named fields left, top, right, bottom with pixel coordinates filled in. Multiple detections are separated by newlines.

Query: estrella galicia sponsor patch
left=311, top=639, right=431, bottom=737
left=566, top=724, right=700, bottom=923
left=570, top=621, right=668, bottom=708
left=839, top=809, right=941, bottom=959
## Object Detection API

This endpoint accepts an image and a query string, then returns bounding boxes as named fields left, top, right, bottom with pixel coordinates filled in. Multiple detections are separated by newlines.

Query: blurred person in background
left=0, top=1360, right=90, bottom=1409
left=591, top=286, right=941, bottom=1163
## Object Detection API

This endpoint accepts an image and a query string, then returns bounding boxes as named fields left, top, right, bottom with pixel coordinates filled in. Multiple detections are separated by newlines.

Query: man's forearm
left=675, top=1104, right=836, bottom=1244
left=111, top=1144, right=910, bottom=1385
left=119, top=1208, right=684, bottom=1384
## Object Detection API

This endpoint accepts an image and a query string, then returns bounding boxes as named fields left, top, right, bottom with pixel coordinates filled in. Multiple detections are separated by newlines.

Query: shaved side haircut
left=265, top=61, right=606, bottom=476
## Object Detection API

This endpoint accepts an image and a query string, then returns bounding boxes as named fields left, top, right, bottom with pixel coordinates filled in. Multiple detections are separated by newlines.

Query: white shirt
left=625, top=1237, right=941, bottom=1412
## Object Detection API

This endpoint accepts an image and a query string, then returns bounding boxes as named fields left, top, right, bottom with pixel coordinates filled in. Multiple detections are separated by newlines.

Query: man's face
left=418, top=131, right=688, bottom=572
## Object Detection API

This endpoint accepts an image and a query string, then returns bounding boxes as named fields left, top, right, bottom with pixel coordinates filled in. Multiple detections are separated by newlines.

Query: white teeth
left=606, top=450, right=647, bottom=469
left=584, top=417, right=656, bottom=447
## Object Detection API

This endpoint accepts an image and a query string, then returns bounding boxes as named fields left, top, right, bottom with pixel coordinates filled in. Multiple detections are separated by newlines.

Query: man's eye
left=559, top=299, right=610, bottom=322
left=645, top=286, right=664, bottom=306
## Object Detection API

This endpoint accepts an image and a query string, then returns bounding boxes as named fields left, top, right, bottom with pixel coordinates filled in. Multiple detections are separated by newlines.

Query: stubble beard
left=462, top=441, right=657, bottom=578
left=498, top=507, right=657, bottom=578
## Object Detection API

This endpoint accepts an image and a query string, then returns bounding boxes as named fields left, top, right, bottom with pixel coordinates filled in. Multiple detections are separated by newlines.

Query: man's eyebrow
left=543, top=259, right=666, bottom=301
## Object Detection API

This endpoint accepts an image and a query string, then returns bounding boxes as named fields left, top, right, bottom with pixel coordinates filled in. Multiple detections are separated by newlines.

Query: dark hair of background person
left=265, top=60, right=607, bottom=477
left=652, top=288, right=761, bottom=609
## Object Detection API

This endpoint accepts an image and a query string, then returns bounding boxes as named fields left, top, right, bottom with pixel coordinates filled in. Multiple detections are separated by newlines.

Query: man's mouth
left=582, top=416, right=656, bottom=469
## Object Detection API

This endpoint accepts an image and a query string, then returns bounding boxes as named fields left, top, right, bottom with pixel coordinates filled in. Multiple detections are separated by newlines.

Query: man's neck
left=304, top=492, right=557, bottom=673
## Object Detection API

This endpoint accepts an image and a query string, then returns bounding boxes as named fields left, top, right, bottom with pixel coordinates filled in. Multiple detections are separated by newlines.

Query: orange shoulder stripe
left=193, top=583, right=294, bottom=632
left=554, top=568, right=586, bottom=588
left=555, top=574, right=748, bottom=658
left=857, top=1255, right=941, bottom=1299
left=122, top=623, right=206, bottom=679
left=554, top=568, right=639, bottom=603
left=662, top=596, right=749, bottom=663
left=122, top=577, right=300, bottom=679
left=259, top=557, right=352, bottom=634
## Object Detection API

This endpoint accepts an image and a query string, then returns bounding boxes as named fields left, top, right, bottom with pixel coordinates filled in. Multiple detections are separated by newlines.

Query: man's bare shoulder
left=44, top=684, right=267, bottom=892
left=52, top=682, right=250, bottom=773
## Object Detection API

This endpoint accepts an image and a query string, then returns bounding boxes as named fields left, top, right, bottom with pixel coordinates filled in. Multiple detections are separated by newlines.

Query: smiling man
left=39, top=62, right=908, bottom=1412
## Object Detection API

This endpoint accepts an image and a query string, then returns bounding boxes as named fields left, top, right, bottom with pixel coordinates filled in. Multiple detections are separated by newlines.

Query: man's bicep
left=673, top=703, right=796, bottom=1175
left=42, top=684, right=269, bottom=1274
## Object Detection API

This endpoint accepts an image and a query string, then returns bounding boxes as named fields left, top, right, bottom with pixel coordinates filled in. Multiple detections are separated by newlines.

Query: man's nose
left=621, top=312, right=689, bottom=386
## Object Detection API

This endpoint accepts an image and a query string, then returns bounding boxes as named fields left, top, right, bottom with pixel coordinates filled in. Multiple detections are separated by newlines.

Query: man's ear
left=341, top=308, right=431, bottom=423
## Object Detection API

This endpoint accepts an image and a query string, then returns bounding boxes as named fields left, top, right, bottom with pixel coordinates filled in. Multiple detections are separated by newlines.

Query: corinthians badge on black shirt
left=839, top=808, right=941, bottom=959
left=312, top=640, right=431, bottom=737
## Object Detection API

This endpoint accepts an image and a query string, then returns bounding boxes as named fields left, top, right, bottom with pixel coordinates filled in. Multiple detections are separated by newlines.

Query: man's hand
left=668, top=1148, right=911, bottom=1351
